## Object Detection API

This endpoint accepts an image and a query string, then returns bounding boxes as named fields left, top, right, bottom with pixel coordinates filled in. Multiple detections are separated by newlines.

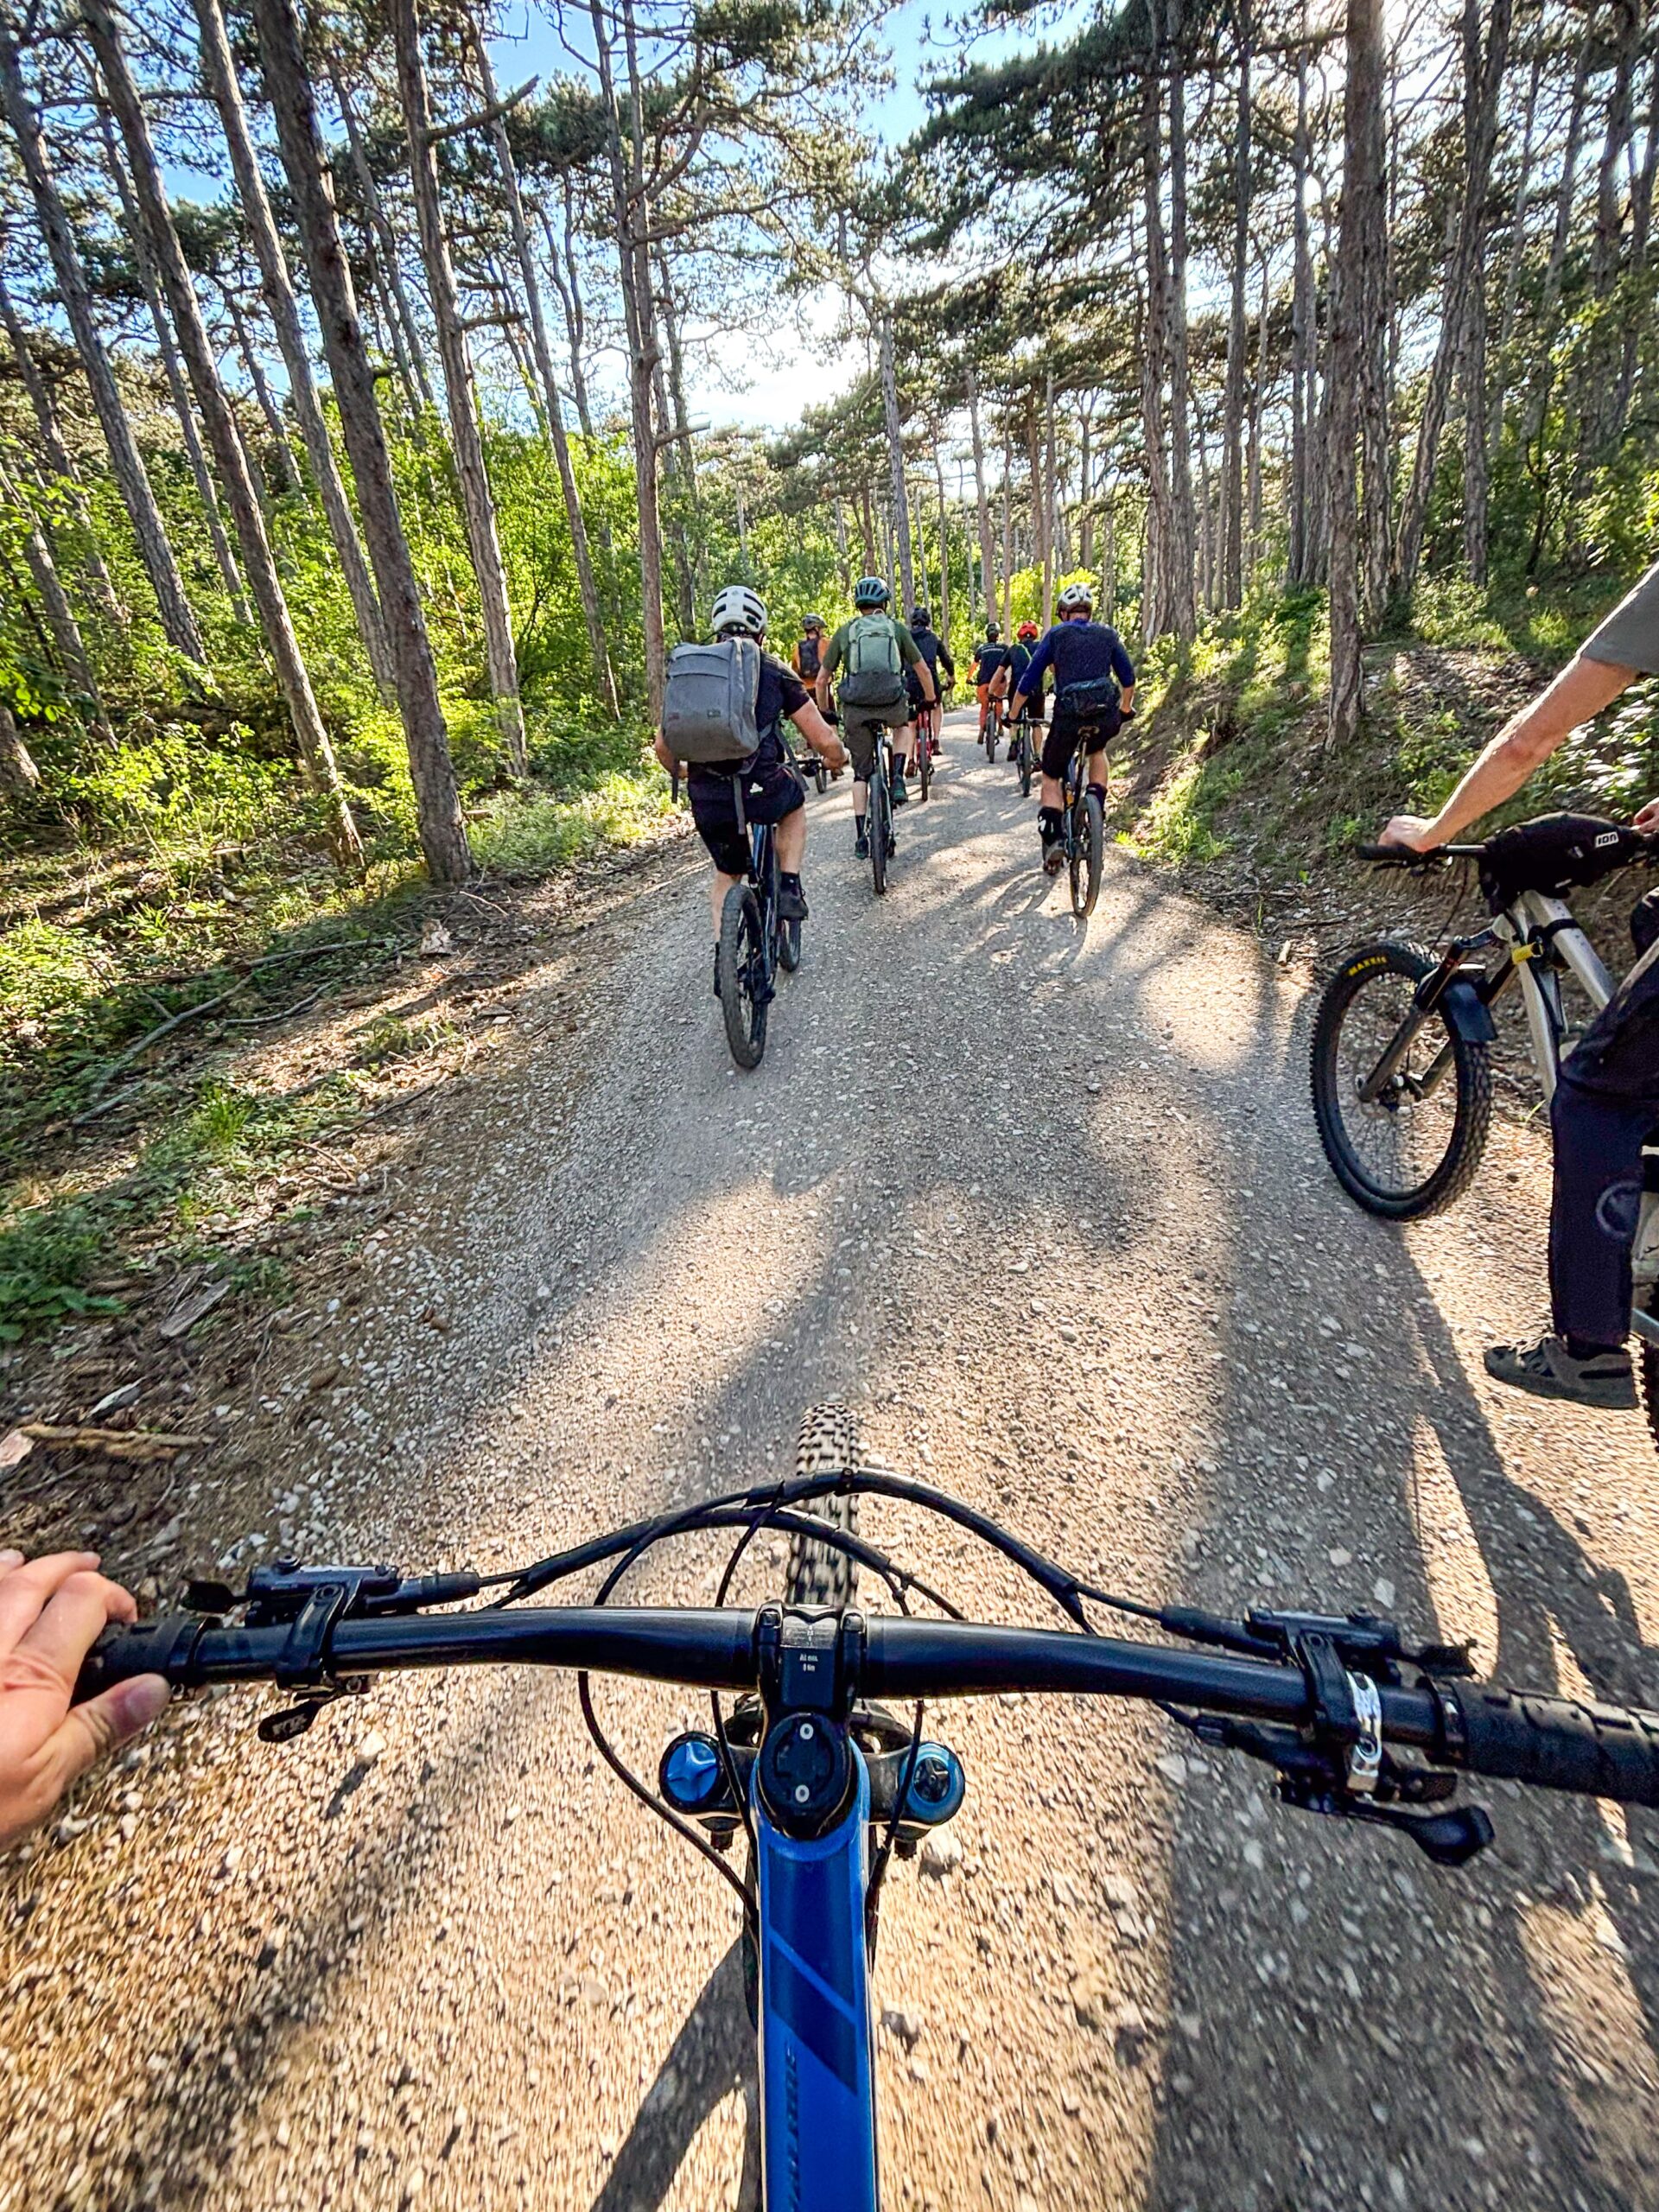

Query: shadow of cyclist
left=588, top=1939, right=760, bottom=2212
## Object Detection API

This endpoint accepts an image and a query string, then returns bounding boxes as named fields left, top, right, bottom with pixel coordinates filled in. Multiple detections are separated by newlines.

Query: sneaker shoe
left=778, top=879, right=808, bottom=922
left=1042, top=842, right=1065, bottom=877
left=855, top=827, right=870, bottom=860
left=890, top=775, right=909, bottom=809
left=1484, top=1332, right=1636, bottom=1410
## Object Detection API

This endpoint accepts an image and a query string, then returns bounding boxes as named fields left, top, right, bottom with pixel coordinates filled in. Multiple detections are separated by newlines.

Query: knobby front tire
left=1309, top=938, right=1491, bottom=1218
left=784, top=1402, right=861, bottom=1611
left=779, top=914, right=802, bottom=973
left=718, top=883, right=768, bottom=1070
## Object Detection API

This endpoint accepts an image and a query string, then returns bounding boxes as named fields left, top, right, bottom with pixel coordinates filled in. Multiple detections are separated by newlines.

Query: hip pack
left=663, top=639, right=762, bottom=766
left=1058, top=674, right=1122, bottom=727
left=839, top=616, right=907, bottom=709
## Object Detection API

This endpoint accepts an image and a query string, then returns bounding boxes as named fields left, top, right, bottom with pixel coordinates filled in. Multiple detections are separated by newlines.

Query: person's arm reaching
left=1110, top=634, right=1136, bottom=717
left=790, top=698, right=847, bottom=773
left=1379, top=652, right=1638, bottom=851
left=0, top=1549, right=168, bottom=1849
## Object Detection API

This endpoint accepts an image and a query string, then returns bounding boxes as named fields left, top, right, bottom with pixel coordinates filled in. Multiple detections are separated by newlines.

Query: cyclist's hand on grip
left=1376, top=814, right=1441, bottom=853
left=1633, top=798, right=1659, bottom=836
left=0, top=1551, right=168, bottom=1848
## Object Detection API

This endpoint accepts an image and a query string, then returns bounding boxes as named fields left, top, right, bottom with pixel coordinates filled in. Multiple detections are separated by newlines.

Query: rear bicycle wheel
left=1310, top=939, right=1491, bottom=1217
left=779, top=914, right=802, bottom=972
left=1076, top=788, right=1103, bottom=917
left=869, top=776, right=890, bottom=896
left=1018, top=726, right=1033, bottom=798
left=716, top=882, right=768, bottom=1069
left=916, top=730, right=931, bottom=801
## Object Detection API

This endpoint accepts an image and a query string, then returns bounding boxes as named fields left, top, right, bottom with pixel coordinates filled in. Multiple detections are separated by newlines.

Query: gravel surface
left=4, top=709, right=1659, bottom=2212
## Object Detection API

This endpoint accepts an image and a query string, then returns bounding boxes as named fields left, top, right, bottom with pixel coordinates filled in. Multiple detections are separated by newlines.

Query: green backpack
left=839, top=615, right=906, bottom=710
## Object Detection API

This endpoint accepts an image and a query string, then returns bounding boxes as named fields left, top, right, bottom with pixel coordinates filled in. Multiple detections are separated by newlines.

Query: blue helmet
left=854, top=575, right=890, bottom=609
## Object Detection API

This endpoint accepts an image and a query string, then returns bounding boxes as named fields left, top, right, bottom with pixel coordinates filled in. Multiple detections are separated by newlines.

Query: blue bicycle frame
left=753, top=1751, right=880, bottom=2209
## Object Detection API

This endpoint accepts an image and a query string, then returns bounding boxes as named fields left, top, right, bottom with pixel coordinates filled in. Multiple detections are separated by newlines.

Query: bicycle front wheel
left=1070, top=789, right=1103, bottom=918
left=717, top=883, right=768, bottom=1069
left=1310, top=939, right=1491, bottom=1217
left=917, top=731, right=931, bottom=802
left=784, top=1402, right=861, bottom=1609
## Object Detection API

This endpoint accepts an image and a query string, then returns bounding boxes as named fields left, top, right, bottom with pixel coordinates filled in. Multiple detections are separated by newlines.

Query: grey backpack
left=838, top=615, right=907, bottom=710
left=663, top=638, right=762, bottom=765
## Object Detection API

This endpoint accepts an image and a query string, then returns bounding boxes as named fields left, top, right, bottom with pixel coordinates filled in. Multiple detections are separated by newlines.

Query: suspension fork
left=1355, top=946, right=1507, bottom=1105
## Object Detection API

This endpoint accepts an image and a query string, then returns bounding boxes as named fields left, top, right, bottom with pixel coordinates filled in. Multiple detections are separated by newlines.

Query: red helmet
left=1017, top=621, right=1039, bottom=641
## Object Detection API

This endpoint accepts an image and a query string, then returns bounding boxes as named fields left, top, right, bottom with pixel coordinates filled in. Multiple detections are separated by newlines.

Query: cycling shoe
left=1484, top=1331, right=1636, bottom=1410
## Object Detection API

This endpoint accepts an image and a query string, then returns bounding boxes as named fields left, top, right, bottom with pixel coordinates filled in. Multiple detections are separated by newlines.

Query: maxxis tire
left=1638, top=1313, right=1659, bottom=1466
left=1309, top=938, right=1491, bottom=1219
left=784, top=1402, right=861, bottom=1611
left=717, top=884, right=767, bottom=1070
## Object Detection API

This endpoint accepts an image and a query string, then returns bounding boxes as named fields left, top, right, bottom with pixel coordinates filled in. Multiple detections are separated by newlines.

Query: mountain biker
left=0, top=1548, right=168, bottom=1850
left=1378, top=557, right=1659, bottom=1411
left=817, top=578, right=934, bottom=859
left=1008, top=582, right=1137, bottom=874
left=791, top=614, right=829, bottom=702
left=972, top=621, right=1013, bottom=747
left=1007, top=620, right=1044, bottom=737
left=654, top=586, right=846, bottom=978
left=907, top=604, right=954, bottom=757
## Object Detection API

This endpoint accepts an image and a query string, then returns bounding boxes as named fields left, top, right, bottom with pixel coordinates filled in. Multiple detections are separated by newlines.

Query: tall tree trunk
left=590, top=0, right=667, bottom=722
left=98, top=109, right=251, bottom=620
left=0, top=266, right=126, bottom=632
left=224, top=289, right=302, bottom=493
left=1220, top=12, right=1251, bottom=607
left=191, top=0, right=395, bottom=698
left=1287, top=35, right=1316, bottom=586
left=1139, top=68, right=1175, bottom=641
left=1246, top=245, right=1270, bottom=579
left=1461, top=238, right=1491, bottom=583
left=833, top=496, right=849, bottom=594
left=1042, top=368, right=1058, bottom=624
left=857, top=483, right=875, bottom=575
left=965, top=362, right=996, bottom=625
left=1485, top=48, right=1541, bottom=468
left=466, top=16, right=615, bottom=715
left=1523, top=36, right=1592, bottom=448
left=0, top=450, right=103, bottom=712
left=249, top=0, right=470, bottom=883
left=1392, top=0, right=1512, bottom=597
left=1001, top=440, right=1013, bottom=632
left=1102, top=481, right=1117, bottom=622
left=541, top=188, right=595, bottom=440
left=327, top=57, right=437, bottom=413
left=1326, top=0, right=1387, bottom=750
left=1162, top=0, right=1198, bottom=641
left=933, top=446, right=950, bottom=645
left=0, top=701, right=41, bottom=793
left=1078, top=402, right=1094, bottom=570
left=0, top=26, right=206, bottom=662
left=85, top=0, right=361, bottom=864
left=878, top=311, right=914, bottom=612
left=1614, top=52, right=1659, bottom=433
left=1573, top=0, right=1641, bottom=476
left=392, top=0, right=526, bottom=774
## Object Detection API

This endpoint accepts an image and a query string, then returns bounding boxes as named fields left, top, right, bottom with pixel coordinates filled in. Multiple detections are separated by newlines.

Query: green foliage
left=0, top=1198, right=121, bottom=1343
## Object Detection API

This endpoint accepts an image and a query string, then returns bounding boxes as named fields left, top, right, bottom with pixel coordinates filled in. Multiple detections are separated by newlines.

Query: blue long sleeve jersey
left=1018, top=619, right=1135, bottom=702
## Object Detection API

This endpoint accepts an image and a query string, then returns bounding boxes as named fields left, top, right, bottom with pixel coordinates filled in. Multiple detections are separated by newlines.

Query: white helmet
left=711, top=584, right=767, bottom=640
left=1058, top=582, right=1095, bottom=616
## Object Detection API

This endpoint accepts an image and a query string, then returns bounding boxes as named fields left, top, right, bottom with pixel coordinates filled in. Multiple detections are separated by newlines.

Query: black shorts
left=1041, top=707, right=1117, bottom=782
left=688, top=758, right=804, bottom=876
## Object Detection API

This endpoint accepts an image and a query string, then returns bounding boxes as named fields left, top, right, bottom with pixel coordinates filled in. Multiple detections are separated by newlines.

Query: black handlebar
left=1356, top=841, right=1490, bottom=865
left=78, top=1606, right=1659, bottom=1810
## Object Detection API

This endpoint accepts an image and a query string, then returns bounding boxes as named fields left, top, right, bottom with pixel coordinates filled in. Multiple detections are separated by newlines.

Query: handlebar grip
left=1445, top=1681, right=1659, bottom=1807
left=76, top=1617, right=205, bottom=1703
left=1356, top=842, right=1414, bottom=863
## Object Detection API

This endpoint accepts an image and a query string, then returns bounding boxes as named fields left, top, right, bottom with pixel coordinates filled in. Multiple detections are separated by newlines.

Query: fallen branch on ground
left=3, top=1423, right=213, bottom=1465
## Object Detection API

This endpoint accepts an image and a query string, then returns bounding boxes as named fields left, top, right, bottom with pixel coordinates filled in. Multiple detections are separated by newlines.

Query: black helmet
left=985, top=620, right=1001, bottom=640
left=803, top=612, right=825, bottom=631
left=910, top=604, right=931, bottom=628
left=854, top=575, right=889, bottom=609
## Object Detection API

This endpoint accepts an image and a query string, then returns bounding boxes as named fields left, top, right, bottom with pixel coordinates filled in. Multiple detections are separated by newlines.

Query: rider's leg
left=843, top=712, right=876, bottom=852
left=1487, top=961, right=1659, bottom=1404
left=1084, top=734, right=1110, bottom=804
left=1038, top=720, right=1077, bottom=868
left=774, top=791, right=810, bottom=920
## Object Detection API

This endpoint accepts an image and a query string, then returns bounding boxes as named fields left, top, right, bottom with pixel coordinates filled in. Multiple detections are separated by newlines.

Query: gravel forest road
left=6, top=709, right=1659, bottom=2212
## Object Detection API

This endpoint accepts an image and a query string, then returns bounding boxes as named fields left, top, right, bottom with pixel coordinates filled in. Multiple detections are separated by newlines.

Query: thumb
left=41, top=1674, right=170, bottom=1796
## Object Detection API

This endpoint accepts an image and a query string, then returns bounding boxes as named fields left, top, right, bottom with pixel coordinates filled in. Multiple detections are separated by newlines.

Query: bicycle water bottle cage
left=1186, top=1612, right=1492, bottom=1867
